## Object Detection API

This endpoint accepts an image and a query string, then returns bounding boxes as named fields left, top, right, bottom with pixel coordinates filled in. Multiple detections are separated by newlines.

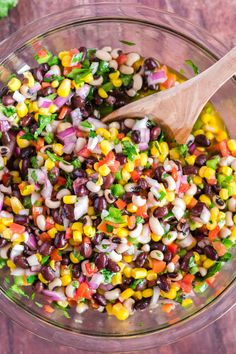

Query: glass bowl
left=0, top=3, right=236, bottom=352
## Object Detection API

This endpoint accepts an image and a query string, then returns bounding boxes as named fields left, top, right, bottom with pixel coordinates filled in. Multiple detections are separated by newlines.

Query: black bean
left=75, top=185, right=89, bottom=197
left=183, top=165, right=198, bottom=175
left=21, top=114, right=33, bottom=127
left=177, top=222, right=190, bottom=235
left=93, top=217, right=102, bottom=229
left=94, top=197, right=107, bottom=213
left=122, top=192, right=133, bottom=203
left=204, top=245, right=219, bottom=260
left=134, top=298, right=150, bottom=311
left=153, top=206, right=168, bottom=218
left=52, top=209, right=63, bottom=225
left=61, top=254, right=70, bottom=265
left=180, top=251, right=193, bottom=272
left=94, top=91, right=104, bottom=106
left=71, top=96, right=85, bottom=109
left=131, top=130, right=141, bottom=144
left=63, top=204, right=75, bottom=222
left=2, top=94, right=15, bottom=106
left=41, top=266, right=56, bottom=282
left=168, top=273, right=178, bottom=278
left=114, top=93, right=128, bottom=108
left=212, top=183, right=221, bottom=194
left=0, top=237, right=8, bottom=248
left=14, top=215, right=29, bottom=225
left=72, top=264, right=81, bottom=278
left=80, top=242, right=92, bottom=258
left=14, top=255, right=29, bottom=269
left=135, top=252, right=147, bottom=267
left=95, top=253, right=108, bottom=270
left=72, top=168, right=87, bottom=179
left=144, top=57, right=158, bottom=70
left=154, top=166, right=165, bottom=182
left=194, top=186, right=202, bottom=199
left=111, top=237, right=122, bottom=244
left=21, top=159, right=30, bottom=179
left=150, top=242, right=167, bottom=252
left=164, top=250, right=172, bottom=262
left=195, top=154, right=207, bottom=167
left=29, top=122, right=38, bottom=134
left=20, top=146, right=35, bottom=159
left=31, top=68, right=44, bottom=82
left=137, top=178, right=148, bottom=190
left=191, top=202, right=205, bottom=217
left=193, top=245, right=204, bottom=254
left=37, top=86, right=56, bottom=97
left=92, top=293, right=107, bottom=306
left=136, top=279, right=148, bottom=291
left=106, top=259, right=120, bottom=273
left=150, top=126, right=161, bottom=141
left=39, top=242, right=54, bottom=256
left=102, top=173, right=115, bottom=189
left=54, top=232, right=67, bottom=249
left=193, top=231, right=207, bottom=240
left=121, top=277, right=133, bottom=290
left=214, top=196, right=225, bottom=207
left=195, top=134, right=211, bottom=147
left=115, top=153, right=127, bottom=165
left=204, top=184, right=213, bottom=197
left=92, top=232, right=104, bottom=246
left=33, top=281, right=44, bottom=293
left=158, top=274, right=170, bottom=292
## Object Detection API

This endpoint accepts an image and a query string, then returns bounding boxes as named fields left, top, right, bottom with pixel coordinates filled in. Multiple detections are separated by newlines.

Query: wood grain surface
left=0, top=1, right=236, bottom=353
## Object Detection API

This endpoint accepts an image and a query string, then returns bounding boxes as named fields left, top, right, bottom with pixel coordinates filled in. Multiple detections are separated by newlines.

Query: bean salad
left=0, top=45, right=235, bottom=321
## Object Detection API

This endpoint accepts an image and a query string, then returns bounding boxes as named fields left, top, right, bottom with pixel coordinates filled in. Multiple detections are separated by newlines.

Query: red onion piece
left=89, top=273, right=104, bottom=290
left=99, top=283, right=114, bottom=291
left=63, top=142, right=76, bottom=154
left=95, top=240, right=117, bottom=253
left=76, top=84, right=90, bottom=99
left=87, top=117, right=107, bottom=129
left=71, top=108, right=83, bottom=127
left=147, top=70, right=167, bottom=86
left=54, top=93, right=73, bottom=108
left=26, top=234, right=37, bottom=250
left=57, top=127, right=76, bottom=143
left=29, top=82, right=41, bottom=94
left=73, top=177, right=88, bottom=195
left=0, top=120, right=11, bottom=132
left=42, top=290, right=65, bottom=301
left=0, top=192, right=4, bottom=211
left=138, top=142, right=149, bottom=151
left=38, top=97, right=52, bottom=108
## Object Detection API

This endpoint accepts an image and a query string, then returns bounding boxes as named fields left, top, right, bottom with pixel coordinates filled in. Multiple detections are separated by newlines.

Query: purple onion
left=99, top=283, right=114, bottom=291
left=63, top=142, right=76, bottom=154
left=57, top=127, right=76, bottom=144
left=188, top=143, right=196, bottom=154
left=89, top=273, right=104, bottom=290
left=147, top=70, right=167, bottom=86
left=87, top=117, right=107, bottom=129
left=42, top=290, right=65, bottom=301
left=38, top=97, right=52, bottom=108
left=76, top=84, right=90, bottom=99
left=95, top=240, right=117, bottom=253
left=70, top=108, right=83, bottom=127
left=0, top=192, right=4, bottom=211
left=26, top=234, right=37, bottom=250
left=53, top=93, right=73, bottom=108
left=138, top=142, right=149, bottom=151
left=30, top=82, right=41, bottom=93
left=0, top=120, right=11, bottom=132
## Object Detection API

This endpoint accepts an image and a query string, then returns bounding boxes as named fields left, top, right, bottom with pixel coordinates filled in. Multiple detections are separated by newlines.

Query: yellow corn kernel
left=117, top=262, right=126, bottom=272
left=121, top=169, right=131, bottom=182
left=57, top=300, right=68, bottom=308
left=133, top=291, right=142, bottom=300
left=96, top=128, right=111, bottom=139
left=10, top=197, right=24, bottom=214
left=16, top=132, right=30, bottom=148
left=100, top=140, right=112, bottom=155
left=57, top=78, right=71, bottom=97
left=139, top=153, right=148, bottom=167
left=0, top=217, right=13, bottom=227
left=48, top=227, right=58, bottom=238
left=23, top=71, right=35, bottom=87
left=151, top=233, right=162, bottom=242
left=63, top=195, right=77, bottom=204
left=7, top=259, right=16, bottom=270
left=112, top=79, right=122, bottom=88
left=38, top=107, right=50, bottom=115
left=8, top=77, right=21, bottom=91
left=201, top=113, right=212, bottom=124
left=199, top=194, right=211, bottom=207
left=218, top=211, right=225, bottom=221
left=52, top=143, right=64, bottom=156
left=123, top=255, right=133, bottom=263
left=123, top=267, right=132, bottom=278
left=98, top=87, right=108, bottom=99
left=160, top=288, right=177, bottom=300
left=206, top=131, right=215, bottom=140
left=16, top=102, right=28, bottom=118
left=106, top=303, right=113, bottom=315
left=31, top=101, right=39, bottom=113
left=193, top=176, right=203, bottom=185
left=131, top=268, right=147, bottom=279
left=227, top=139, right=236, bottom=153
left=109, top=71, right=120, bottom=80
left=203, top=259, right=215, bottom=269
left=120, top=288, right=135, bottom=300
left=20, top=184, right=35, bottom=196
left=72, top=230, right=82, bottom=243
left=199, top=166, right=207, bottom=178
left=45, top=158, right=55, bottom=171
left=200, top=255, right=207, bottom=262
left=185, top=155, right=196, bottom=165
left=206, top=221, right=217, bottom=231
left=83, top=73, right=94, bottom=84
left=193, top=251, right=201, bottom=265
left=230, top=226, right=236, bottom=240
left=71, top=222, right=83, bottom=232
left=142, top=289, right=153, bottom=298
left=182, top=298, right=193, bottom=307
left=220, top=166, right=232, bottom=176
left=166, top=191, right=175, bottom=202
left=204, top=167, right=215, bottom=179
left=169, top=148, right=180, bottom=160
left=60, top=275, right=72, bottom=286
left=83, top=225, right=96, bottom=238
left=38, top=273, right=48, bottom=284
left=0, top=224, right=6, bottom=233
left=216, top=130, right=228, bottom=142
left=50, top=104, right=58, bottom=114
left=55, top=223, right=65, bottom=231
left=2, top=228, right=12, bottom=240
left=58, top=50, right=70, bottom=60
left=88, top=206, right=95, bottom=216
left=124, top=161, right=135, bottom=173
left=112, top=272, right=122, bottom=285
left=116, top=228, right=129, bottom=238
left=228, top=182, right=236, bottom=196
left=109, top=127, right=118, bottom=140
left=147, top=270, right=157, bottom=281
left=51, top=80, right=59, bottom=88
left=151, top=145, right=160, bottom=157
left=61, top=54, right=72, bottom=67
left=219, top=188, right=229, bottom=200
left=112, top=303, right=129, bottom=321
left=127, top=203, right=138, bottom=213
left=98, top=164, right=111, bottom=177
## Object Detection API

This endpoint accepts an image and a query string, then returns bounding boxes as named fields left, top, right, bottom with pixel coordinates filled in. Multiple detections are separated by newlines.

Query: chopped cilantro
left=221, top=239, right=234, bottom=249
left=34, top=49, right=52, bottom=64
left=48, top=56, right=60, bottom=66
left=23, top=196, right=31, bottom=209
left=100, top=269, right=115, bottom=283
left=64, top=310, right=71, bottom=319
left=71, top=159, right=81, bottom=168
left=45, top=93, right=57, bottom=100
left=122, top=140, right=138, bottom=161
left=158, top=130, right=165, bottom=142
left=185, top=59, right=200, bottom=75
left=41, top=255, right=49, bottom=265
left=35, top=301, right=43, bottom=308
left=177, top=144, right=188, bottom=157
left=46, top=150, right=69, bottom=165
left=120, top=74, right=133, bottom=87
left=27, top=275, right=37, bottom=284
left=72, top=281, right=79, bottom=288
left=194, top=282, right=208, bottom=293
left=136, top=216, right=144, bottom=224
left=34, top=114, right=56, bottom=139
left=131, top=279, right=146, bottom=290
left=119, top=40, right=136, bottom=46
left=44, top=75, right=64, bottom=83
left=106, top=224, right=114, bottom=233
left=0, top=258, right=6, bottom=269
left=67, top=68, right=92, bottom=84
left=159, top=191, right=166, bottom=201
left=31, top=170, right=38, bottom=182
left=220, top=252, right=232, bottom=262
left=87, top=48, right=96, bottom=58
left=114, top=138, right=119, bottom=145
left=2, top=106, right=16, bottom=117
left=97, top=60, right=110, bottom=75
left=65, top=174, right=73, bottom=190
left=44, top=132, right=54, bottom=144
left=10, top=284, right=29, bottom=298
left=104, top=207, right=124, bottom=224
left=204, top=262, right=222, bottom=279
left=89, top=130, right=97, bottom=138
left=80, top=120, right=92, bottom=129
left=71, top=52, right=84, bottom=64
left=31, top=156, right=38, bottom=168
left=21, top=132, right=35, bottom=141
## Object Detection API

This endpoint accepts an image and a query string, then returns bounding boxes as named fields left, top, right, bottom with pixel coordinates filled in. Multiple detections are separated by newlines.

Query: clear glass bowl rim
left=0, top=3, right=235, bottom=352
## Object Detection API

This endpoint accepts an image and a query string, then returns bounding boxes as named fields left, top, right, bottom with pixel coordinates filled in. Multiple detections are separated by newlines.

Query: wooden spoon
left=102, top=46, right=236, bottom=143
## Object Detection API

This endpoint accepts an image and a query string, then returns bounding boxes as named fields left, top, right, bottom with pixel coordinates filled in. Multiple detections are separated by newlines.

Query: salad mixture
left=0, top=45, right=235, bottom=321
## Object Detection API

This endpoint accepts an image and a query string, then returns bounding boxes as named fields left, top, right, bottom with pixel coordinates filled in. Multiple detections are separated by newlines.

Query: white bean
left=219, top=227, right=231, bottom=239
left=27, top=254, right=40, bottom=267
left=45, top=198, right=61, bottom=209
left=167, top=262, right=175, bottom=273
left=124, top=183, right=136, bottom=192
left=119, top=64, right=134, bottom=75
left=129, top=223, right=143, bottom=238
left=219, top=156, right=235, bottom=166
left=171, top=273, right=183, bottom=281
left=123, top=298, right=135, bottom=314
left=10, top=245, right=24, bottom=260
left=174, top=197, right=186, bottom=210
left=116, top=243, right=130, bottom=254
left=225, top=211, right=234, bottom=227
left=102, top=46, right=112, bottom=52
left=141, top=244, right=150, bottom=252
left=59, top=161, right=74, bottom=173
left=162, top=231, right=178, bottom=245
left=199, top=267, right=207, bottom=277
left=150, top=250, right=164, bottom=261
left=76, top=303, right=89, bottom=314
left=48, top=278, right=62, bottom=291
left=132, top=195, right=146, bottom=207
left=137, top=224, right=151, bottom=244
left=111, top=48, right=121, bottom=59
left=109, top=60, right=118, bottom=70
left=86, top=181, right=101, bottom=193
left=104, top=288, right=121, bottom=301
left=132, top=73, right=142, bottom=91
left=124, top=119, right=135, bottom=129
left=0, top=244, right=11, bottom=259
left=228, top=198, right=236, bottom=212
left=56, top=188, right=71, bottom=200
left=186, top=183, right=197, bottom=196
left=36, top=215, right=46, bottom=231
left=126, top=89, right=136, bottom=97
left=95, top=50, right=112, bottom=61
left=149, top=216, right=165, bottom=236
left=90, top=76, right=104, bottom=86
left=109, top=250, right=122, bottom=262
left=104, top=189, right=116, bottom=203
left=65, top=283, right=76, bottom=298
left=166, top=176, right=176, bottom=191
left=109, top=122, right=120, bottom=129
left=172, top=206, right=185, bottom=221
left=126, top=53, right=140, bottom=66
left=178, top=234, right=194, bottom=248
